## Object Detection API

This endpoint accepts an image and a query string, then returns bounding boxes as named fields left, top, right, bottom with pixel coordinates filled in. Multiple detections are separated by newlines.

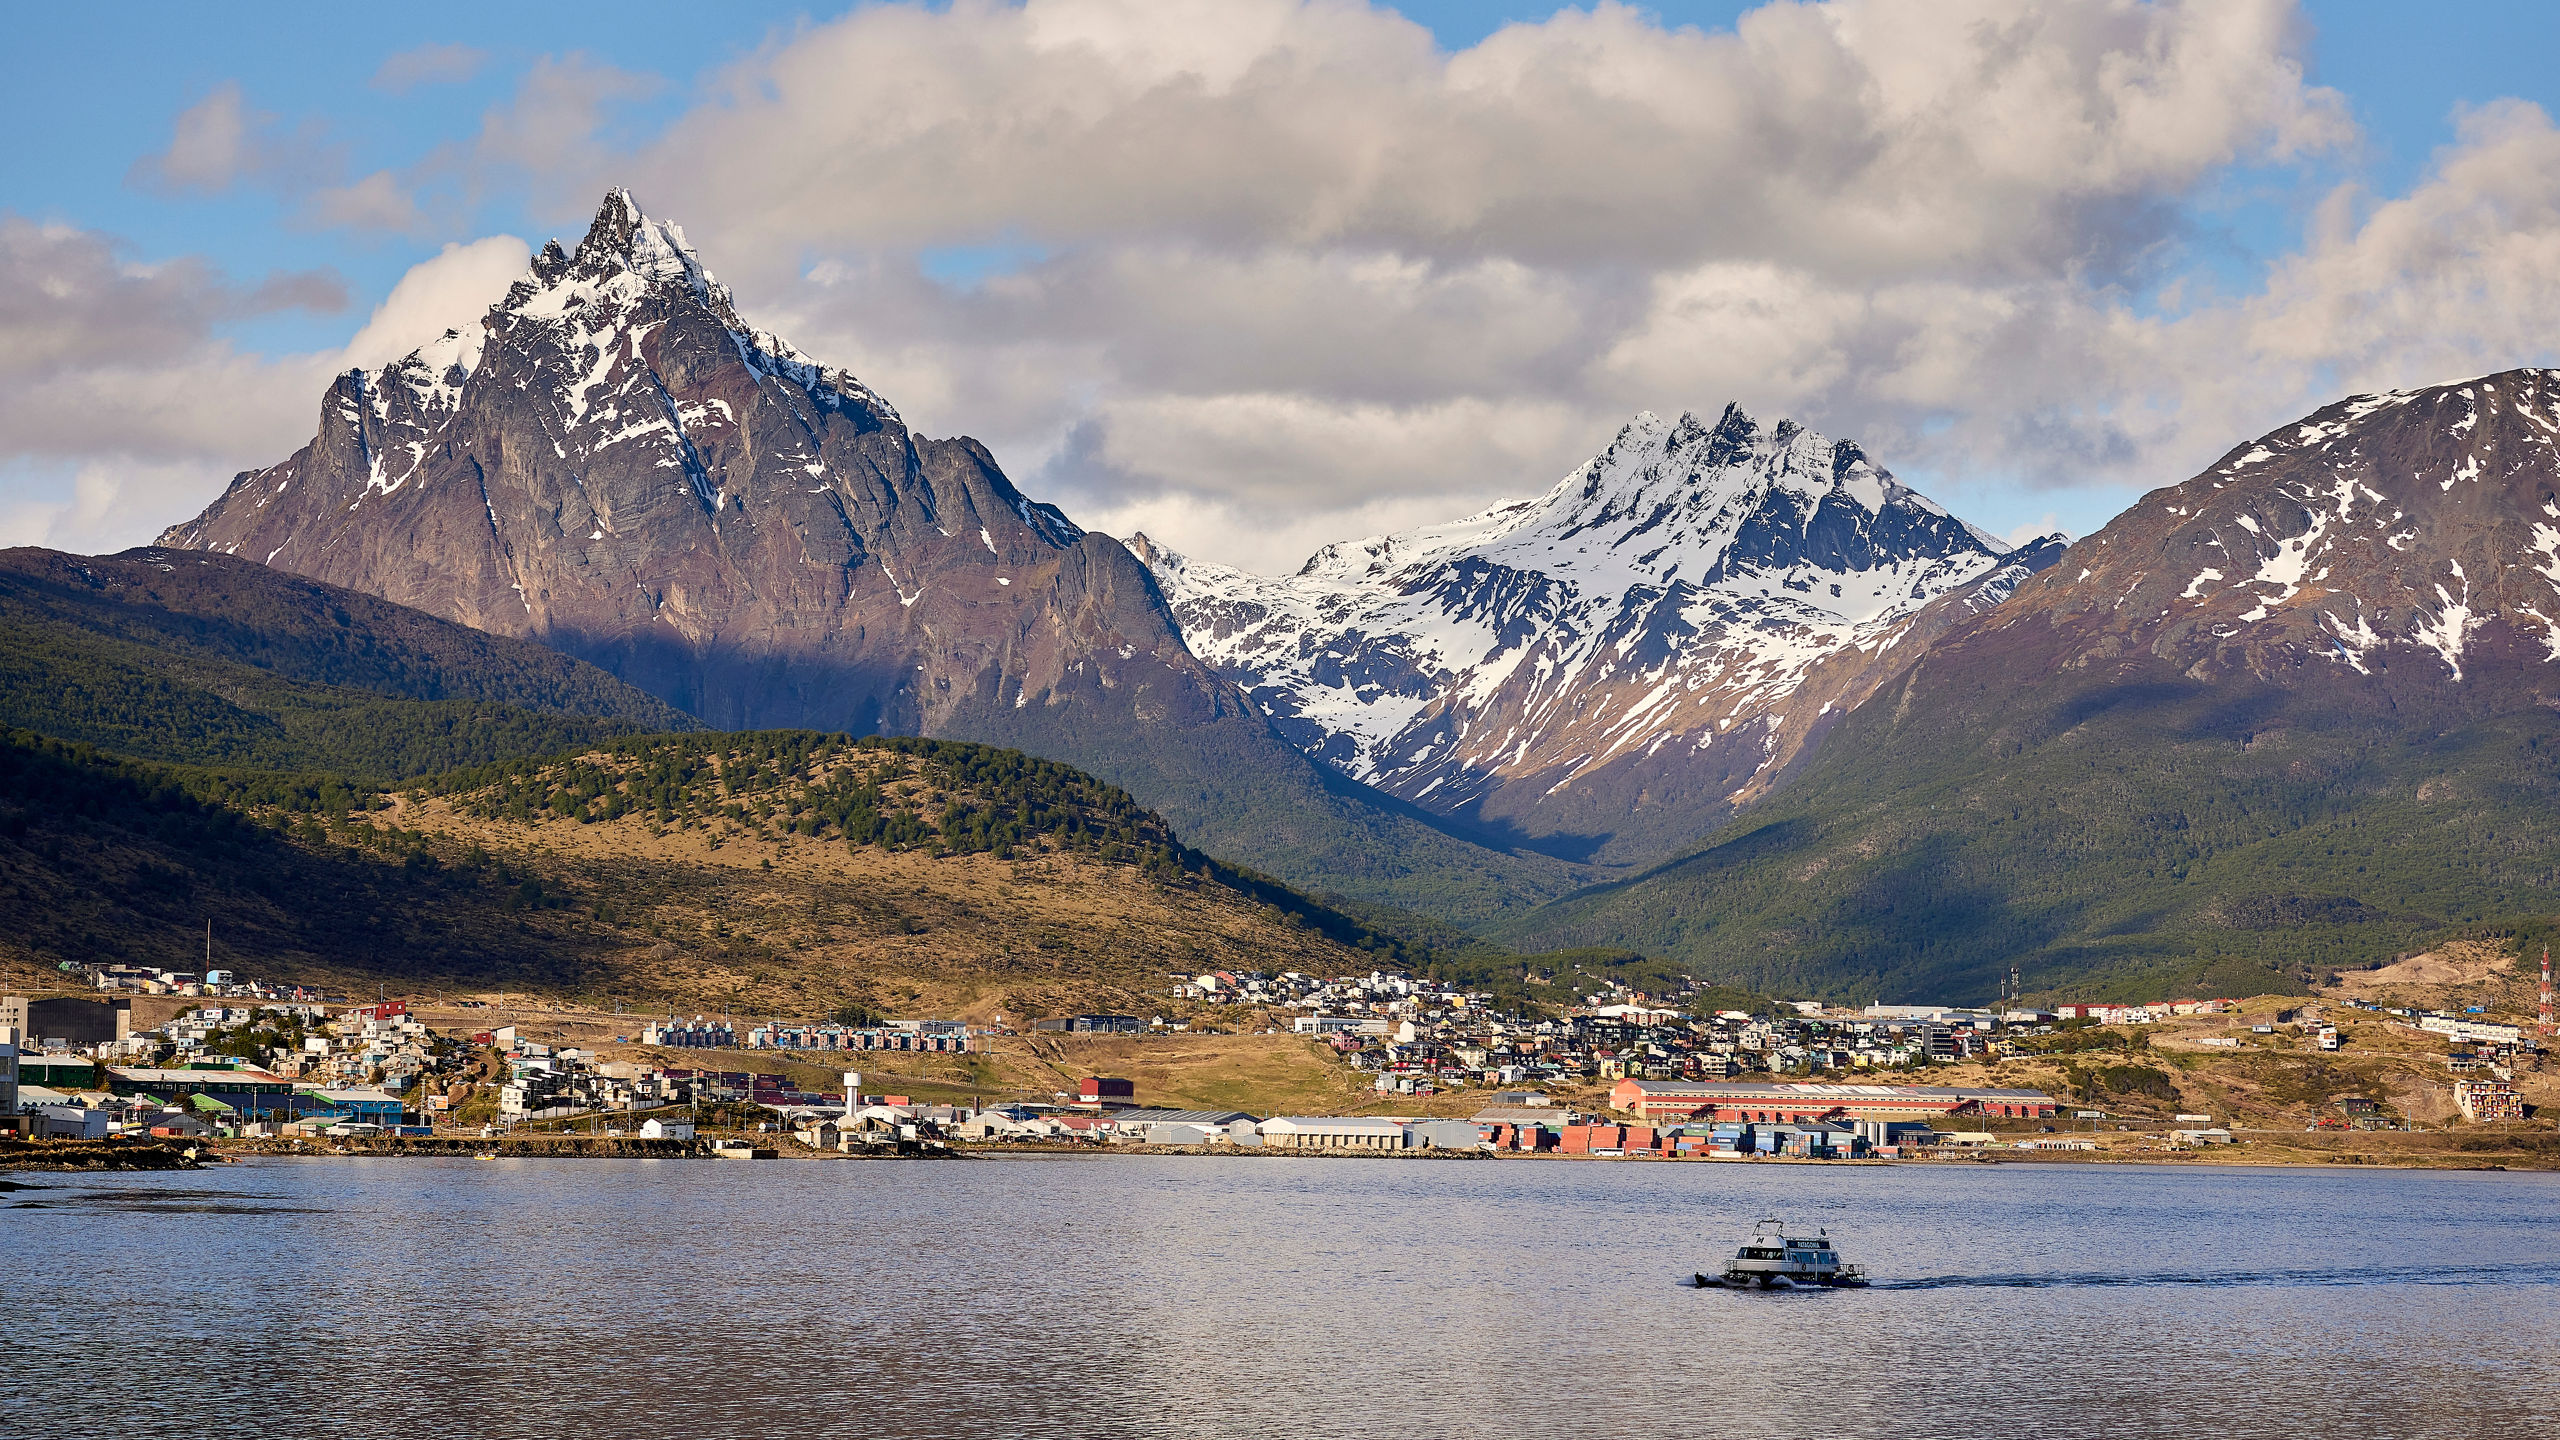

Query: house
left=2452, top=1079, right=2523, bottom=1123
left=1074, top=1077, right=1137, bottom=1110
left=144, top=1110, right=214, bottom=1139
left=638, top=1118, right=695, bottom=1140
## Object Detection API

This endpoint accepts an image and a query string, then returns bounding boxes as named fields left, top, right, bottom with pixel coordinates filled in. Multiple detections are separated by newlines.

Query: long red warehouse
left=1609, top=1079, right=2059, bottom=1123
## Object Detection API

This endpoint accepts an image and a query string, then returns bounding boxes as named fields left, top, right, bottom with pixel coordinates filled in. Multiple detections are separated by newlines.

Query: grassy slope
left=0, top=545, right=1575, bottom=932
left=0, top=728, right=1401, bottom=1016
left=1496, top=657, right=2560, bottom=1005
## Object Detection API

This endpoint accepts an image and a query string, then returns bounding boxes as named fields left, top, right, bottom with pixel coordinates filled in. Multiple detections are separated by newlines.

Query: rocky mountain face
left=1972, top=369, right=2560, bottom=698
left=1136, top=407, right=2045, bottom=865
left=159, top=191, right=1580, bottom=920
left=1498, top=369, right=2560, bottom=1002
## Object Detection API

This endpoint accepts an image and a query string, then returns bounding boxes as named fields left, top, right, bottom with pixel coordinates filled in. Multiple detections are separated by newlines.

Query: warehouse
left=1257, top=1116, right=1410, bottom=1150
left=1609, top=1079, right=2058, bottom=1123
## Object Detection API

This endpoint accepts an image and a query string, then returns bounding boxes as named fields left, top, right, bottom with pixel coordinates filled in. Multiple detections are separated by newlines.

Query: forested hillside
left=0, top=547, right=698, bottom=782
left=0, top=726, right=1422, bottom=1014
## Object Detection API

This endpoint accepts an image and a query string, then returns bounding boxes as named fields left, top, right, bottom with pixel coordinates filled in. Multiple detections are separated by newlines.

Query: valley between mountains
left=0, top=186, right=2538, bottom=1010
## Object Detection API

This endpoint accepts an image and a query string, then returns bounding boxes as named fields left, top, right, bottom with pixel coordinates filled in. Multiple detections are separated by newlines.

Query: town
left=3, top=954, right=2548, bottom=1162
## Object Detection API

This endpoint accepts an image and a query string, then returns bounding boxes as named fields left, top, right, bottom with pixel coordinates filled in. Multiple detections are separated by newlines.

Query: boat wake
left=1874, top=1261, right=2560, bottom=1291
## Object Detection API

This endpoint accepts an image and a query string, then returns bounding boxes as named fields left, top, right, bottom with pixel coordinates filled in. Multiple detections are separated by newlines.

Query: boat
left=1698, top=1218, right=1868, bottom=1289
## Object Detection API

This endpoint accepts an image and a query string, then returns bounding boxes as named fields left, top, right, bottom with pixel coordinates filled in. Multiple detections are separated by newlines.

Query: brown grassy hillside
left=0, top=729, right=1391, bottom=1018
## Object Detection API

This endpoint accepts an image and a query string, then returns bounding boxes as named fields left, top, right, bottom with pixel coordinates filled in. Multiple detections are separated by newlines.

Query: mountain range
left=1134, top=405, right=2056, bottom=864
left=156, top=191, right=1577, bottom=923
left=1502, top=368, right=2560, bottom=1001
left=128, top=187, right=2560, bottom=1002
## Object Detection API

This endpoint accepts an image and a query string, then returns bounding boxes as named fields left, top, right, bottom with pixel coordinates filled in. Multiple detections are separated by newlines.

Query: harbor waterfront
left=7, top=1156, right=2556, bottom=1440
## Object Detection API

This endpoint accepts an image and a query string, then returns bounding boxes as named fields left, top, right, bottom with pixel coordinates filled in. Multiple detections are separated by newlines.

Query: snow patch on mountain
left=1137, top=404, right=2015, bottom=810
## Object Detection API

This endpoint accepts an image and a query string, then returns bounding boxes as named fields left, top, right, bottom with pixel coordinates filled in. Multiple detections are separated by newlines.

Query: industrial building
left=0, top=995, right=132, bottom=1047
left=1608, top=1079, right=2059, bottom=1124
left=1257, top=1116, right=1412, bottom=1150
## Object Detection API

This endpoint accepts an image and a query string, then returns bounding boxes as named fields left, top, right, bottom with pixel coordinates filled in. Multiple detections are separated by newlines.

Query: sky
left=6, top=0, right=2560, bottom=573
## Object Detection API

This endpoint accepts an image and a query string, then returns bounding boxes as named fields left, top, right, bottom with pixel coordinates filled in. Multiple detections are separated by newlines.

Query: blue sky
left=7, top=1, right=2559, bottom=568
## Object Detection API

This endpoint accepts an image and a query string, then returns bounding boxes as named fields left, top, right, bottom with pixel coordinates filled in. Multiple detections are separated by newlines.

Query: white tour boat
left=1699, top=1218, right=1868, bottom=1289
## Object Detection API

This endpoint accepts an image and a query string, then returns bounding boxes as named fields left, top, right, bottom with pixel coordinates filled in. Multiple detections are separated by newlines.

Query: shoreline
left=8, top=1133, right=2530, bottom=1174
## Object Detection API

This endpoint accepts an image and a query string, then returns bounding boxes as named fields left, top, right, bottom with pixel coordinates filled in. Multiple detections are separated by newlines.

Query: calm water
left=6, top=1154, right=2558, bottom=1439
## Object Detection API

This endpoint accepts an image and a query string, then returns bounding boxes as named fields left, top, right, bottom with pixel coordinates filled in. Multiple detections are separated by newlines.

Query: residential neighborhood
left=4, top=955, right=2546, bottom=1163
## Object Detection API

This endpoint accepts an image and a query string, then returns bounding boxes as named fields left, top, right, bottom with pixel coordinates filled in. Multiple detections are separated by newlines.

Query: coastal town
left=3, top=947, right=2550, bottom=1167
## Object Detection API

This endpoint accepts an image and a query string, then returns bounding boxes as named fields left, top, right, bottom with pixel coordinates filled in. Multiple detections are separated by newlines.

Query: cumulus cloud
left=0, top=218, right=528, bottom=557
left=127, top=81, right=337, bottom=198
left=302, top=170, right=432, bottom=234
left=372, top=43, right=490, bottom=94
left=562, top=0, right=2395, bottom=568
left=61, top=1, right=2560, bottom=573
left=339, top=235, right=532, bottom=370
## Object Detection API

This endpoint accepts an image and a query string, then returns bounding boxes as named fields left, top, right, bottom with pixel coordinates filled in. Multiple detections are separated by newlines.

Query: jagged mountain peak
left=1137, top=407, right=2024, bottom=865
left=1281, top=403, right=1992, bottom=600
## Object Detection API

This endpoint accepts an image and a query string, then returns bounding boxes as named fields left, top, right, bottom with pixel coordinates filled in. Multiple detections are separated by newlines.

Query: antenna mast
left=2540, top=942, right=2554, bottom=1039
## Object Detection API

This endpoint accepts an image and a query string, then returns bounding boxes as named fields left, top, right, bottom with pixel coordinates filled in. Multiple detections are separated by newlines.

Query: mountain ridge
left=156, top=189, right=1579, bottom=923
left=1494, top=367, right=2560, bottom=1003
left=1135, top=403, right=2040, bottom=865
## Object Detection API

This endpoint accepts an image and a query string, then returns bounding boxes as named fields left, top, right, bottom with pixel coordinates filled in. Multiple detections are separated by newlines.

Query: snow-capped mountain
left=159, top=190, right=1581, bottom=913
left=1967, top=367, right=2560, bottom=690
left=1499, top=367, right=2560, bottom=993
left=1134, top=405, right=2047, bottom=864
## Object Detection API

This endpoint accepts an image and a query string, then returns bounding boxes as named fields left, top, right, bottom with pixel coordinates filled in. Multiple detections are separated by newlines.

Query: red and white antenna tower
left=2540, top=942, right=2554, bottom=1038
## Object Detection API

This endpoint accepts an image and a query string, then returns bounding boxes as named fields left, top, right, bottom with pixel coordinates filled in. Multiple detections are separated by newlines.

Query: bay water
left=6, top=1154, right=2556, bottom=1438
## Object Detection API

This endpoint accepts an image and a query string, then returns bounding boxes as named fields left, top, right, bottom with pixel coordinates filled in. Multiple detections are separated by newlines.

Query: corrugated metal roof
left=1618, top=1080, right=2054, bottom=1100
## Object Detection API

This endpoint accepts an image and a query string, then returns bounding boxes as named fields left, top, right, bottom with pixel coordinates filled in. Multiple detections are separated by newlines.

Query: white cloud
left=338, top=235, right=532, bottom=371
left=0, top=220, right=528, bottom=557
left=569, top=0, right=2390, bottom=570
left=303, top=171, right=432, bottom=234
left=49, top=1, right=2560, bottom=577
left=127, top=81, right=337, bottom=198
left=372, top=43, right=490, bottom=95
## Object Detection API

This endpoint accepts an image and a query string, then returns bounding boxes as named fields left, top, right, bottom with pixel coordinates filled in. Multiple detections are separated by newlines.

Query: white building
left=2419, top=1015, right=2525, bottom=1046
left=1258, top=1116, right=1410, bottom=1150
